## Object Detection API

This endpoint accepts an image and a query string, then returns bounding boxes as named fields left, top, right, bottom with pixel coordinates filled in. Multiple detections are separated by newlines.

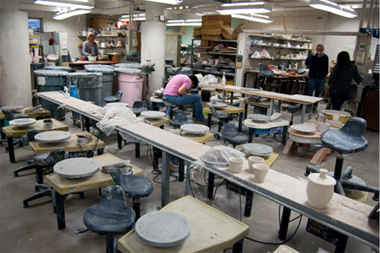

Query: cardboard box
left=201, top=28, right=222, bottom=36
left=222, top=26, right=234, bottom=40
left=203, top=21, right=224, bottom=29
left=202, top=35, right=222, bottom=40
left=194, top=27, right=202, bottom=31
left=193, top=30, right=202, bottom=37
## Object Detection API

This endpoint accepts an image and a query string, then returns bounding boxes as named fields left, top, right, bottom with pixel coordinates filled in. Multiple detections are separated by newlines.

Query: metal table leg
left=207, top=114, right=212, bottom=128
left=230, top=92, right=234, bottom=106
left=7, top=136, right=15, bottom=163
left=278, top=206, right=291, bottom=240
left=185, top=161, right=191, bottom=196
left=248, top=128, right=254, bottom=143
left=222, top=91, right=226, bottom=103
left=117, top=131, right=122, bottom=150
left=300, top=104, right=306, bottom=123
left=135, top=143, right=140, bottom=158
left=269, top=99, right=274, bottom=115
left=55, top=191, right=66, bottom=230
left=179, top=159, right=184, bottom=182
left=238, top=113, right=243, bottom=132
left=161, top=151, right=170, bottom=207
left=0, top=119, right=6, bottom=141
left=207, top=172, right=215, bottom=199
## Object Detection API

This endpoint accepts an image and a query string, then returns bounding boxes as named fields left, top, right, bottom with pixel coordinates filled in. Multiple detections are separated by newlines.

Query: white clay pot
left=306, top=169, right=336, bottom=209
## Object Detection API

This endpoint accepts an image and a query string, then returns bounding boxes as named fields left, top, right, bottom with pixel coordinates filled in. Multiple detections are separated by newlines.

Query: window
left=28, top=18, right=43, bottom=33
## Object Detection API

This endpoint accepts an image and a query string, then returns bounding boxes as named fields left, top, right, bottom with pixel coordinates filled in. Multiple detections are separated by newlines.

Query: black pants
left=329, top=85, right=357, bottom=110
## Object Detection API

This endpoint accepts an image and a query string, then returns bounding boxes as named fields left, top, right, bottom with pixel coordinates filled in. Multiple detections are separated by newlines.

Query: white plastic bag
left=202, top=74, right=218, bottom=84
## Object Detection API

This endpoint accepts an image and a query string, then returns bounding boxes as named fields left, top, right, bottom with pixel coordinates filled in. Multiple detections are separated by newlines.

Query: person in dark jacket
left=327, top=51, right=362, bottom=110
left=305, top=44, right=329, bottom=110
left=82, top=32, right=100, bottom=58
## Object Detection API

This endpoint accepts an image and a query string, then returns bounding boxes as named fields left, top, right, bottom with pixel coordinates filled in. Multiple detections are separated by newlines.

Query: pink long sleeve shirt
left=163, top=74, right=191, bottom=96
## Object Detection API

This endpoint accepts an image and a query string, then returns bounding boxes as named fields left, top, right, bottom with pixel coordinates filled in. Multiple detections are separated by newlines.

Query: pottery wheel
left=34, top=131, right=71, bottom=143
left=135, top=211, right=191, bottom=248
left=1, top=105, right=24, bottom=111
left=290, top=124, right=317, bottom=133
left=53, top=158, right=100, bottom=179
left=207, top=102, right=227, bottom=109
left=242, top=143, right=273, bottom=156
left=248, top=114, right=270, bottom=122
left=9, top=118, right=36, bottom=127
left=140, top=111, right=166, bottom=119
left=180, top=124, right=209, bottom=135
left=200, top=87, right=216, bottom=91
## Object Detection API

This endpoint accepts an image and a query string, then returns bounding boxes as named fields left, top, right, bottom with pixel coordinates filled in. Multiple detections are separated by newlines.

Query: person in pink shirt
left=163, top=74, right=204, bottom=120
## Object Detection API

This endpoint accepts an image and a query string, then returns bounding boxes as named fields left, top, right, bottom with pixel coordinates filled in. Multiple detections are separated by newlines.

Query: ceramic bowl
left=229, top=157, right=244, bottom=174
left=252, top=164, right=270, bottom=183
left=248, top=156, right=264, bottom=173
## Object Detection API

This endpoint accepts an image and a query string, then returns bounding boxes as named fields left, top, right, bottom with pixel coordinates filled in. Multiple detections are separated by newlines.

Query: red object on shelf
left=49, top=37, right=54, bottom=45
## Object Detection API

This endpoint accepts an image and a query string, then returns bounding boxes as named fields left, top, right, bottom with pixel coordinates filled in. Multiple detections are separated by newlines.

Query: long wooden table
left=199, top=83, right=322, bottom=123
left=36, top=91, right=379, bottom=252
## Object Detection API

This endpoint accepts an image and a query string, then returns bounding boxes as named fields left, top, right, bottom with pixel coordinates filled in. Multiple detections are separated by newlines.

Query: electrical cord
left=145, top=144, right=178, bottom=184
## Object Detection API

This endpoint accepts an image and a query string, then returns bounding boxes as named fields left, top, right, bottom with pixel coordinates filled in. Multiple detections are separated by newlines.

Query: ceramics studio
left=1, top=0, right=379, bottom=252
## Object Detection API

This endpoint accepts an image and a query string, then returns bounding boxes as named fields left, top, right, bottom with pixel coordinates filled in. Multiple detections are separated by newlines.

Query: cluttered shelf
left=192, top=68, right=236, bottom=77
left=250, top=45, right=310, bottom=51
left=248, top=57, right=307, bottom=61
left=248, top=34, right=312, bottom=43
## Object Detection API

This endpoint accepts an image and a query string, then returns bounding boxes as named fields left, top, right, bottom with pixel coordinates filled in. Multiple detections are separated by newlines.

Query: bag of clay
left=202, top=74, right=218, bottom=84
left=96, top=106, right=137, bottom=136
left=200, top=146, right=245, bottom=167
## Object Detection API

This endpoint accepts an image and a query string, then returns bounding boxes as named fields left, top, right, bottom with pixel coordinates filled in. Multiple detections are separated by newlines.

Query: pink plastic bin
left=118, top=73, right=144, bottom=106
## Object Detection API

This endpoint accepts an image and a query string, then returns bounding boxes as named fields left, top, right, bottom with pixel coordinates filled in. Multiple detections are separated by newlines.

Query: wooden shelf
left=248, top=34, right=311, bottom=43
left=250, top=45, right=310, bottom=51
left=192, top=68, right=235, bottom=77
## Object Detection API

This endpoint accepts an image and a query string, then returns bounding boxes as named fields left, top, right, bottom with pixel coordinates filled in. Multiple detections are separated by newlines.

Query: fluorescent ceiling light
left=53, top=9, right=91, bottom=20
left=309, top=0, right=358, bottom=18
left=144, top=0, right=182, bottom=5
left=231, top=14, right=272, bottom=23
left=119, top=17, right=146, bottom=21
left=167, top=19, right=202, bottom=23
left=34, top=0, right=94, bottom=9
left=166, top=22, right=202, bottom=26
left=217, top=2, right=272, bottom=14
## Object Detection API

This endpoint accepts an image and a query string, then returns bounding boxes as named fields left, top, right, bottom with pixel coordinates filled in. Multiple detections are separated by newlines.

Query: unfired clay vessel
left=306, top=169, right=336, bottom=209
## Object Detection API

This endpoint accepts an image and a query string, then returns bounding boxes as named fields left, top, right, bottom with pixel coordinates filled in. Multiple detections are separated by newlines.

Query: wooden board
left=0, top=107, right=51, bottom=120
left=29, top=131, right=105, bottom=155
left=181, top=132, right=214, bottom=144
left=45, top=153, right=143, bottom=195
left=203, top=105, right=245, bottom=114
left=138, top=116, right=170, bottom=128
left=118, top=196, right=249, bottom=253
left=2, top=118, right=68, bottom=138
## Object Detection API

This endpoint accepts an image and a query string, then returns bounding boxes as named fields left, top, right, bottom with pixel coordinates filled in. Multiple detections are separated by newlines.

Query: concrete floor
left=0, top=101, right=378, bottom=253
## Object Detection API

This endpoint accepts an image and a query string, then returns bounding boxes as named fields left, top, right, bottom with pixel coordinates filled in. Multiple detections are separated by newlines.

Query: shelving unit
left=77, top=33, right=127, bottom=59
left=247, top=34, right=312, bottom=69
left=29, top=44, right=44, bottom=90
left=191, top=38, right=239, bottom=83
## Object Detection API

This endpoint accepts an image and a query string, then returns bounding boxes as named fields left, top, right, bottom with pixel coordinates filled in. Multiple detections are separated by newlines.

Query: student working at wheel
left=163, top=74, right=204, bottom=121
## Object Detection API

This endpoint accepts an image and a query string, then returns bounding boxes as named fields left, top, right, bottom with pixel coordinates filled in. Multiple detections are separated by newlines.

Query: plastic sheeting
left=200, top=146, right=245, bottom=167
left=34, top=70, right=68, bottom=76
left=202, top=74, right=219, bottom=84
left=84, top=65, right=115, bottom=73
left=44, top=66, right=72, bottom=72
left=114, top=63, right=142, bottom=69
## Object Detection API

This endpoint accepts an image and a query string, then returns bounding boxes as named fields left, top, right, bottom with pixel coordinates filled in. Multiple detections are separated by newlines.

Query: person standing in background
left=327, top=51, right=362, bottom=110
left=82, top=32, right=100, bottom=58
left=305, top=44, right=329, bottom=111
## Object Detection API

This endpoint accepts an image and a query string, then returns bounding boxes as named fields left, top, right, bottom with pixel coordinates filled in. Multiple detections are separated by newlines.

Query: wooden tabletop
left=138, top=116, right=170, bottom=127
left=244, top=69, right=309, bottom=78
left=29, top=131, right=106, bottom=155
left=199, top=84, right=322, bottom=105
left=181, top=131, right=214, bottom=144
left=118, top=196, right=249, bottom=253
left=244, top=119, right=289, bottom=129
left=203, top=104, right=245, bottom=114
left=288, top=128, right=321, bottom=139
left=2, top=118, right=68, bottom=138
left=45, top=153, right=144, bottom=195
left=0, top=107, right=51, bottom=120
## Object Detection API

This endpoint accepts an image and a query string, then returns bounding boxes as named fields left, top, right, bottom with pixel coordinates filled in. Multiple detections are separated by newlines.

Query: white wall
left=26, top=10, right=86, bottom=59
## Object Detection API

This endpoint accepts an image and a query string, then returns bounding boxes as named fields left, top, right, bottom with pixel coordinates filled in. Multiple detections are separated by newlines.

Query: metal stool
left=14, top=129, right=40, bottom=177
left=221, top=123, right=248, bottom=149
left=103, top=91, right=123, bottom=104
left=170, top=110, right=194, bottom=129
left=131, top=100, right=147, bottom=116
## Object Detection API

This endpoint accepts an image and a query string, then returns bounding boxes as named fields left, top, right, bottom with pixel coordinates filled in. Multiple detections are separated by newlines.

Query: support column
left=141, top=2, right=166, bottom=93
left=0, top=0, right=33, bottom=107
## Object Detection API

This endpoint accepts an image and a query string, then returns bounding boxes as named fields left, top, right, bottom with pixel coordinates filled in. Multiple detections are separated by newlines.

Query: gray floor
left=0, top=102, right=378, bottom=253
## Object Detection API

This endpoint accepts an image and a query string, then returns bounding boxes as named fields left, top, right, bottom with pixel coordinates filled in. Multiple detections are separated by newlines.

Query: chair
left=23, top=148, right=68, bottom=209
left=220, top=123, right=248, bottom=149
left=258, top=63, right=274, bottom=90
left=103, top=91, right=123, bottom=104
left=131, top=100, right=147, bottom=116
left=286, top=104, right=301, bottom=126
left=305, top=117, right=379, bottom=201
left=270, top=80, right=282, bottom=93
left=14, top=129, right=40, bottom=177
left=1, top=109, right=29, bottom=146
left=75, top=185, right=135, bottom=253
left=170, top=110, right=194, bottom=129
left=209, top=106, right=229, bottom=135
left=162, top=97, right=179, bottom=119
left=111, top=167, right=154, bottom=221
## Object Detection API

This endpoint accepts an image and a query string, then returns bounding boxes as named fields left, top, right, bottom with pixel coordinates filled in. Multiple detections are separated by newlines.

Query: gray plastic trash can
left=114, top=63, right=142, bottom=69
left=33, top=69, right=69, bottom=120
left=44, top=66, right=72, bottom=72
left=68, top=72, right=103, bottom=120
left=85, top=65, right=115, bottom=106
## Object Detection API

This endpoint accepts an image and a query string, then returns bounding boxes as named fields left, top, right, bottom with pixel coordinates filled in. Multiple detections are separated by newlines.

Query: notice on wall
left=37, top=76, right=45, bottom=86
